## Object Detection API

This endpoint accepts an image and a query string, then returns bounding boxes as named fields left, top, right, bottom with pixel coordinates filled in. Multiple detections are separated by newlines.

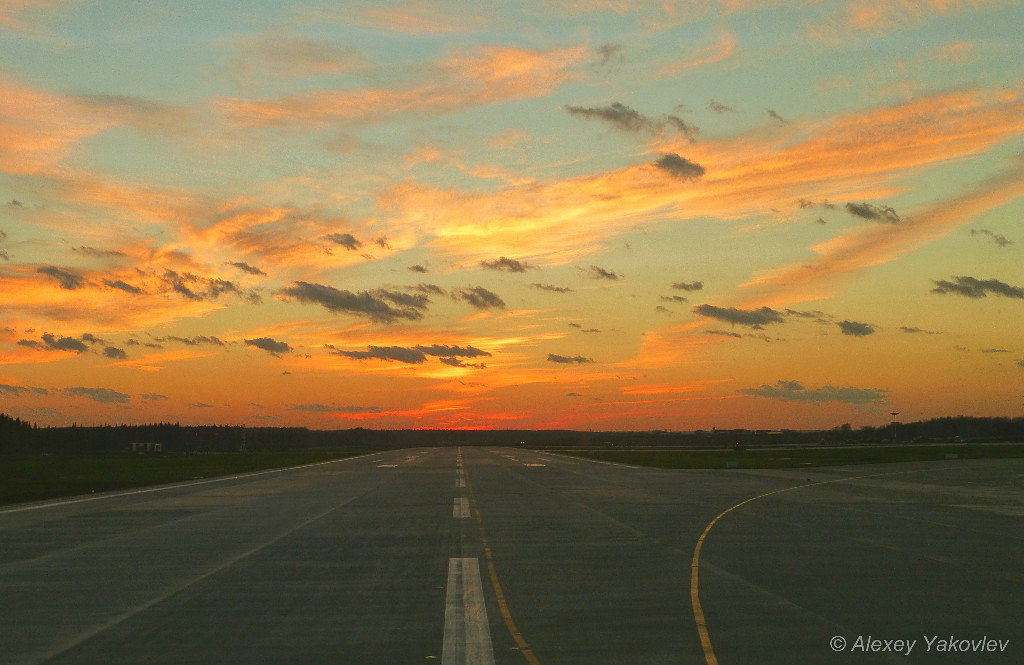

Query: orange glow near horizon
left=1, top=1, right=1023, bottom=430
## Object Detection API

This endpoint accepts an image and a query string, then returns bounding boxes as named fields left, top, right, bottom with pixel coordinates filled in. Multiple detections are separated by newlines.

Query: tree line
left=1, top=413, right=1022, bottom=453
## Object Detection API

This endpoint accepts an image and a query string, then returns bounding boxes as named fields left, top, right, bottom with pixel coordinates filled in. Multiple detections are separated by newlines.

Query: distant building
left=129, top=442, right=162, bottom=453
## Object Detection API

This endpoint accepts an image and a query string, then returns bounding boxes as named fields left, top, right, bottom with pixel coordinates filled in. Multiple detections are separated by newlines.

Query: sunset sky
left=1, top=0, right=1022, bottom=431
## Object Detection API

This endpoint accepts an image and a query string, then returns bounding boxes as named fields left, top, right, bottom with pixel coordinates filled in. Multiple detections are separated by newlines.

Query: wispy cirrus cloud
left=657, top=28, right=735, bottom=78
left=68, top=93, right=193, bottom=136
left=841, top=0, right=997, bottom=33
left=0, top=77, right=109, bottom=175
left=224, top=45, right=585, bottom=129
left=177, top=203, right=376, bottom=274
left=112, top=348, right=218, bottom=372
left=382, top=89, right=1024, bottom=268
left=320, top=2, right=491, bottom=35
left=741, top=155, right=1024, bottom=305
left=227, top=29, right=370, bottom=79
left=805, top=0, right=1002, bottom=44
left=0, top=268, right=224, bottom=331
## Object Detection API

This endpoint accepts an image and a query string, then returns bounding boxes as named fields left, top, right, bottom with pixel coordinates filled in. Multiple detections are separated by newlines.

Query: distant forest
left=2, top=413, right=1023, bottom=453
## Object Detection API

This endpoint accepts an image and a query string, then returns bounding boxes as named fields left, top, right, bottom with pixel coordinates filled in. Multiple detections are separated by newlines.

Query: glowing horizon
left=1, top=1, right=1022, bottom=431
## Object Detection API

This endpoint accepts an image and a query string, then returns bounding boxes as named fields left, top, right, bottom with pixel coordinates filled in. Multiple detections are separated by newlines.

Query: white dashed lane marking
left=442, top=557, right=495, bottom=665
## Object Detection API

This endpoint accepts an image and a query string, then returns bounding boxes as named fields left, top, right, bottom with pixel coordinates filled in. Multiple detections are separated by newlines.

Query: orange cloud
left=223, top=45, right=586, bottom=128
left=111, top=349, right=219, bottom=372
left=845, top=0, right=993, bottom=31
left=0, top=345, right=76, bottom=366
left=935, top=40, right=976, bottom=62
left=539, top=0, right=760, bottom=25
left=807, top=0, right=999, bottom=41
left=620, top=379, right=731, bottom=395
left=0, top=77, right=110, bottom=175
left=379, top=88, right=1024, bottom=266
left=628, top=156, right=1024, bottom=370
left=0, top=0, right=64, bottom=30
left=228, top=30, right=370, bottom=79
left=657, top=29, right=735, bottom=77
left=0, top=267, right=227, bottom=331
left=344, top=1, right=491, bottom=34
left=176, top=202, right=374, bottom=276
left=741, top=159, right=1024, bottom=305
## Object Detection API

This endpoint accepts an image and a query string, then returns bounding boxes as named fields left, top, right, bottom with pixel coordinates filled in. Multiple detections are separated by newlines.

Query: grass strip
left=553, top=443, right=1024, bottom=469
left=0, top=448, right=372, bottom=506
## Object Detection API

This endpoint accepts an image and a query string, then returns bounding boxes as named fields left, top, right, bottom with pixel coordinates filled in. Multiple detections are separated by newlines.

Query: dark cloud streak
left=653, top=153, right=705, bottom=180
left=37, top=266, right=85, bottom=290
left=931, top=276, right=1024, bottom=299
left=693, top=304, right=784, bottom=327
left=453, top=286, right=505, bottom=310
left=970, top=229, right=1013, bottom=247
left=741, top=380, right=886, bottom=406
left=245, top=337, right=293, bottom=355
left=279, top=281, right=430, bottom=322
left=845, top=202, right=901, bottom=224
left=564, top=102, right=698, bottom=141
left=547, top=353, right=594, bottom=364
left=480, top=257, right=536, bottom=272
left=838, top=320, right=875, bottom=336
left=62, top=386, right=131, bottom=404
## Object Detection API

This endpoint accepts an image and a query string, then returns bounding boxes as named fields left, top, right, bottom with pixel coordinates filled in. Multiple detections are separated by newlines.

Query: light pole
left=890, top=411, right=900, bottom=442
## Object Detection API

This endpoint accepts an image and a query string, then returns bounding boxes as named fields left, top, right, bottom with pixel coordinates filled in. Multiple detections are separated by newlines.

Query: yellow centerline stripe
left=691, top=470, right=903, bottom=665
left=465, top=473, right=542, bottom=665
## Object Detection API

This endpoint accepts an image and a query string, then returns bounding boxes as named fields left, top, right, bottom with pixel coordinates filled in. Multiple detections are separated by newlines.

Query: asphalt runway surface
left=1, top=447, right=1021, bottom=664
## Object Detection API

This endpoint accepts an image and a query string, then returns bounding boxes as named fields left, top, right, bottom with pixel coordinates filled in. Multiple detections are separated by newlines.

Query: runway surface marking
left=690, top=468, right=931, bottom=665
left=0, top=451, right=381, bottom=515
left=442, top=557, right=496, bottom=665
left=465, top=466, right=541, bottom=665
left=22, top=490, right=371, bottom=665
left=454, top=497, right=471, bottom=518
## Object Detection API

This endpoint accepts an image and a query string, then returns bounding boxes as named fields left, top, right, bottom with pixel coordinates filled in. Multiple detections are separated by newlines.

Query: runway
left=1, top=447, right=1021, bottom=664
